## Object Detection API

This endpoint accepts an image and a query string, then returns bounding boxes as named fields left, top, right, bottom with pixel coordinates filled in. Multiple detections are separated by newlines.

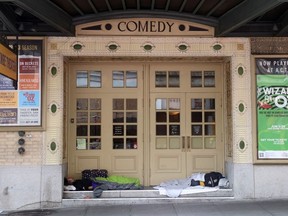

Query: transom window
left=113, top=71, right=137, bottom=88
left=155, top=71, right=180, bottom=88
left=191, top=71, right=215, bottom=87
left=76, top=71, right=101, bottom=88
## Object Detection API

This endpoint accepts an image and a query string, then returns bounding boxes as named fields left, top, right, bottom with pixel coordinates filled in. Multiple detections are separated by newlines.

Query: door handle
left=187, top=136, right=191, bottom=152
left=182, top=136, right=186, bottom=152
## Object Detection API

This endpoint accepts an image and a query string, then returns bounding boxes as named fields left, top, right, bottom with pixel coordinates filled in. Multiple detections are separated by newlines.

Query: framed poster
left=256, top=58, right=288, bottom=159
left=0, top=40, right=42, bottom=127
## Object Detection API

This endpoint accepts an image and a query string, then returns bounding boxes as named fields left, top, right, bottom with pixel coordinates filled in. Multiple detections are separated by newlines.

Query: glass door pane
left=189, top=97, right=217, bottom=149
left=112, top=98, right=138, bottom=149
left=155, top=97, right=181, bottom=149
left=76, top=98, right=102, bottom=150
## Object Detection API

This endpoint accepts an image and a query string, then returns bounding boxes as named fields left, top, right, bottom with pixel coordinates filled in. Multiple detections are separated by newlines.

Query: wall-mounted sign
left=256, top=58, right=288, bottom=159
left=76, top=18, right=214, bottom=36
left=0, top=73, right=16, bottom=90
left=0, top=43, right=17, bottom=80
left=0, top=40, right=42, bottom=127
left=113, top=125, right=124, bottom=136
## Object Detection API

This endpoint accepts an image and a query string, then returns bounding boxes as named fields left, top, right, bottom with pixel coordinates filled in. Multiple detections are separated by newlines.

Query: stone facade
left=1, top=34, right=274, bottom=210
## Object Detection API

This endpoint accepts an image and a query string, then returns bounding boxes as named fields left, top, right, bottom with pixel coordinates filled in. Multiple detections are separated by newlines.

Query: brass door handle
left=187, top=136, right=191, bottom=152
left=182, top=136, right=186, bottom=151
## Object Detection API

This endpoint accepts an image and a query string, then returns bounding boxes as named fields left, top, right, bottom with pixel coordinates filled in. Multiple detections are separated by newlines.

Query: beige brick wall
left=0, top=131, right=42, bottom=165
left=0, top=36, right=252, bottom=166
left=46, top=36, right=252, bottom=165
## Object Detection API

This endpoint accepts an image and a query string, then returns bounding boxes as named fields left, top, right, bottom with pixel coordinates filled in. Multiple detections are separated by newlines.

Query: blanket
left=92, top=175, right=143, bottom=198
left=154, top=185, right=219, bottom=197
left=154, top=173, right=220, bottom=198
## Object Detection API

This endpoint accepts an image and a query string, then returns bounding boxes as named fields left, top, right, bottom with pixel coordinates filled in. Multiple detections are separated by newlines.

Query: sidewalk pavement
left=1, top=199, right=288, bottom=216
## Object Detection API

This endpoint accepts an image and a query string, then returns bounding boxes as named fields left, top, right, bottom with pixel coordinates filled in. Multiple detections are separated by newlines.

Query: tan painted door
left=68, top=63, right=144, bottom=182
left=149, top=62, right=223, bottom=185
left=185, top=92, right=223, bottom=178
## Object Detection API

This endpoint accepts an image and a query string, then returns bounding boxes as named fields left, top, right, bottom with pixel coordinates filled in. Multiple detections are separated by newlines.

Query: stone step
left=63, top=188, right=233, bottom=199
left=62, top=196, right=235, bottom=208
left=61, top=188, right=234, bottom=207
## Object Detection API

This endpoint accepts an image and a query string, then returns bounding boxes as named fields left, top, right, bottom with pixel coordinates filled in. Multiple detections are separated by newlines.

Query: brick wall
left=0, top=131, right=43, bottom=165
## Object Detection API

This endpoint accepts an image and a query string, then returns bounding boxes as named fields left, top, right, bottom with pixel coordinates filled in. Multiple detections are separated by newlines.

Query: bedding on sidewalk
left=153, top=172, right=228, bottom=198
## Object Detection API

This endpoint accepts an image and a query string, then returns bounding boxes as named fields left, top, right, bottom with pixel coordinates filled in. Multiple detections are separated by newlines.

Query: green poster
left=256, top=58, right=288, bottom=159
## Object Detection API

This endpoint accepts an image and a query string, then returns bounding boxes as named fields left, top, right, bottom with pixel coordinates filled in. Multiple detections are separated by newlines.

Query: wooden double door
left=67, top=61, right=223, bottom=185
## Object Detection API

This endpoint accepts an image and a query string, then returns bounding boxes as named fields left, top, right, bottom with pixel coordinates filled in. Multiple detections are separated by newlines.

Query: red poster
left=19, top=74, right=40, bottom=90
left=19, top=57, right=40, bottom=73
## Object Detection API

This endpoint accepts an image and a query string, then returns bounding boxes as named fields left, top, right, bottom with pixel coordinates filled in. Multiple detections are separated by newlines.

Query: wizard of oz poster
left=256, top=58, right=288, bottom=159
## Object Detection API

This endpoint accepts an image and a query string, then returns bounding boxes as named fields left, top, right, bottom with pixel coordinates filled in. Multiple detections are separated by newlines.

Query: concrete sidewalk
left=1, top=199, right=288, bottom=216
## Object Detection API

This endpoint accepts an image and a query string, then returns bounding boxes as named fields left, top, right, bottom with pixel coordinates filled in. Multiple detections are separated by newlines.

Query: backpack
left=204, top=172, right=223, bottom=187
left=82, top=169, right=108, bottom=180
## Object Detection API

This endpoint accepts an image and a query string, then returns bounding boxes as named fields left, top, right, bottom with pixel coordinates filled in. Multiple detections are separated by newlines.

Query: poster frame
left=0, top=37, right=45, bottom=131
left=253, top=55, right=288, bottom=164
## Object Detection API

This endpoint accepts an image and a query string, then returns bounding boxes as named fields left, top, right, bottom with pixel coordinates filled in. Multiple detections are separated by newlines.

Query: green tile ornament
left=73, top=43, right=83, bottom=50
left=50, top=141, right=57, bottom=151
left=51, top=104, right=57, bottom=113
left=238, top=103, right=245, bottom=112
left=239, top=140, right=245, bottom=150
left=51, top=66, right=57, bottom=76
left=238, top=66, right=244, bottom=76
left=213, top=44, right=222, bottom=51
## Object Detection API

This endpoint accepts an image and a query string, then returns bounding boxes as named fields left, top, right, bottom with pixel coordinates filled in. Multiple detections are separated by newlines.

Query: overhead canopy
left=0, top=0, right=288, bottom=37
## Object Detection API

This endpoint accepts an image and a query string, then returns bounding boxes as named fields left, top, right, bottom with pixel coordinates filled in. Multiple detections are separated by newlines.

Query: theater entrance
left=67, top=60, right=224, bottom=185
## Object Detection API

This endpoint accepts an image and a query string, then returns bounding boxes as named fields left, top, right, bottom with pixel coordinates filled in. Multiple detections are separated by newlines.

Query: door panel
left=189, top=155, right=217, bottom=170
left=68, top=63, right=144, bottom=182
left=149, top=63, right=223, bottom=185
left=150, top=93, right=186, bottom=184
left=109, top=95, right=143, bottom=176
left=69, top=95, right=106, bottom=177
left=186, top=93, right=223, bottom=175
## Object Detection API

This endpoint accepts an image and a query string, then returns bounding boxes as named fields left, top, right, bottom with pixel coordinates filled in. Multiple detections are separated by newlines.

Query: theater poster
left=0, top=40, right=42, bottom=126
left=256, top=58, right=288, bottom=159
